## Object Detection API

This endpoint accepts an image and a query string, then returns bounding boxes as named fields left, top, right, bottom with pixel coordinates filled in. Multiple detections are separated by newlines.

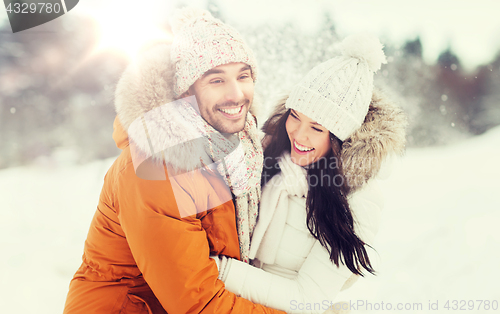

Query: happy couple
left=64, top=7, right=406, bottom=314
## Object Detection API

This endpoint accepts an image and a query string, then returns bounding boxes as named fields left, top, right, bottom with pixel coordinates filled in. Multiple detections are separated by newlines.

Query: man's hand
left=210, top=255, right=221, bottom=271
left=210, top=255, right=232, bottom=281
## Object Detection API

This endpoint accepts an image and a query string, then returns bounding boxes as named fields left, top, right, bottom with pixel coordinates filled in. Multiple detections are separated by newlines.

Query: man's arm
left=115, top=163, right=285, bottom=314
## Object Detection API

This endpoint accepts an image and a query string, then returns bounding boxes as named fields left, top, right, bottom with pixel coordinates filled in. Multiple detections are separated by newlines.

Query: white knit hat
left=170, top=8, right=258, bottom=97
left=285, top=33, right=387, bottom=141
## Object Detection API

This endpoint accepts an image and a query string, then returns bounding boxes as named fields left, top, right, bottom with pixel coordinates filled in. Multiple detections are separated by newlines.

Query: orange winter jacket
left=63, top=118, right=285, bottom=314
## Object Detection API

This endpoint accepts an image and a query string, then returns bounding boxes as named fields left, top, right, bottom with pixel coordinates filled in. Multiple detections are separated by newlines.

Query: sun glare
left=86, top=1, right=172, bottom=60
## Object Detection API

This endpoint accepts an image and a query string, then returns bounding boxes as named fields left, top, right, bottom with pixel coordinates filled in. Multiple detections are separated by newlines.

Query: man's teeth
left=220, top=106, right=241, bottom=115
left=294, top=141, right=314, bottom=152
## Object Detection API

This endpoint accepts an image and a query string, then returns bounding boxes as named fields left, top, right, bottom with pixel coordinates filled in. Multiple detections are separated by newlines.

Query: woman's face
left=285, top=109, right=332, bottom=167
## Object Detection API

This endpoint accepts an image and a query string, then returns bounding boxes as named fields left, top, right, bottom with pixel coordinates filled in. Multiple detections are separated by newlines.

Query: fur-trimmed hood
left=342, top=88, right=407, bottom=191
left=262, top=88, right=408, bottom=193
left=113, top=43, right=261, bottom=172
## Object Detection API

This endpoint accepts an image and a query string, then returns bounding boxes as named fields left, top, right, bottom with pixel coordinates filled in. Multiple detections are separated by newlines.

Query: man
left=63, top=8, right=285, bottom=314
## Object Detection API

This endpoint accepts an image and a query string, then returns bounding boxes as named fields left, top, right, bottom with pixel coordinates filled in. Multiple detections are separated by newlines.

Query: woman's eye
left=312, top=127, right=323, bottom=132
left=290, top=113, right=299, bottom=120
left=210, top=79, right=223, bottom=84
left=239, top=74, right=250, bottom=79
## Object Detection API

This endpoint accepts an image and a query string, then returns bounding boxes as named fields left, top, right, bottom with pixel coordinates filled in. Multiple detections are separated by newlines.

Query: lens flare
left=83, top=0, right=172, bottom=60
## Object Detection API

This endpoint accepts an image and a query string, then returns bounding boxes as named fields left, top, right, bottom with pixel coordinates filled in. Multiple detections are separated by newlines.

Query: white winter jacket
left=222, top=152, right=384, bottom=314
left=220, top=87, right=407, bottom=313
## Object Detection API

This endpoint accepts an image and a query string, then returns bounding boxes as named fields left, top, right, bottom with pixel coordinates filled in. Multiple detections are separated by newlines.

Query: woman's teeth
left=294, top=141, right=314, bottom=152
left=219, top=106, right=242, bottom=115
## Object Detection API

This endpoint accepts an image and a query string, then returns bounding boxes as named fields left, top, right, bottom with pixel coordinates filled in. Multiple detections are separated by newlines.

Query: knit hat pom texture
left=340, top=33, right=387, bottom=72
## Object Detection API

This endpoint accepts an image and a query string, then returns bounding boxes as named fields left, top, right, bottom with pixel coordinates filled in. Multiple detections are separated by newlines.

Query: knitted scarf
left=178, top=98, right=263, bottom=263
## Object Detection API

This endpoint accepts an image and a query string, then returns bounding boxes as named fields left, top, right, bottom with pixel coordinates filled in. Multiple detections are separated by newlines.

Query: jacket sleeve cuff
left=218, top=255, right=229, bottom=281
left=222, top=258, right=249, bottom=296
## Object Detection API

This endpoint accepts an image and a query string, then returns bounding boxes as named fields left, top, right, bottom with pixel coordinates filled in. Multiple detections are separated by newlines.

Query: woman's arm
left=222, top=241, right=352, bottom=314
left=221, top=181, right=384, bottom=313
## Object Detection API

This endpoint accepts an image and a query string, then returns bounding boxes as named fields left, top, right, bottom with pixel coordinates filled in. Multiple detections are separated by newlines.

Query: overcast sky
left=214, top=0, right=500, bottom=70
left=1, top=0, right=500, bottom=70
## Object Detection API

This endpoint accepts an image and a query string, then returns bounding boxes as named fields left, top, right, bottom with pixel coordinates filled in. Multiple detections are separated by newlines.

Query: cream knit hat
left=285, top=34, right=387, bottom=141
left=170, top=8, right=258, bottom=97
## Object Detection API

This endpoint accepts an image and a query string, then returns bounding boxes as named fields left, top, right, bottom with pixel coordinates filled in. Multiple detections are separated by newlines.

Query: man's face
left=188, top=62, right=254, bottom=134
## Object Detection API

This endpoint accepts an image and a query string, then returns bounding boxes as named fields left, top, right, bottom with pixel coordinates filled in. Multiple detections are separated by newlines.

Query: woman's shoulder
left=349, top=179, right=384, bottom=210
left=348, top=179, right=384, bottom=245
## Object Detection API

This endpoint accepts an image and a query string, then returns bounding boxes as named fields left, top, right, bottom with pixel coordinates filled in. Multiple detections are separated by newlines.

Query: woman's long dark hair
left=262, top=107, right=374, bottom=276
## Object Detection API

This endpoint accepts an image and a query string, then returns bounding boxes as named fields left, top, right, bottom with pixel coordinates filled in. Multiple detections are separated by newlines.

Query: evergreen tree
left=403, top=37, right=423, bottom=59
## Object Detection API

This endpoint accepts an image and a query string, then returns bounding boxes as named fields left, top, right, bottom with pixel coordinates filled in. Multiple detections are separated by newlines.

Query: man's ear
left=178, top=86, right=193, bottom=99
left=179, top=91, right=190, bottom=99
left=178, top=86, right=201, bottom=114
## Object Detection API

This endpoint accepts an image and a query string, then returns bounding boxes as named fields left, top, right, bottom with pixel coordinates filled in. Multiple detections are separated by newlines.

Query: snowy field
left=1, top=126, right=499, bottom=313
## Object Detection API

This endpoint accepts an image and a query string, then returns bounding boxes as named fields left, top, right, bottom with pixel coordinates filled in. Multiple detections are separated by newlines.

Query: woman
left=212, top=34, right=407, bottom=313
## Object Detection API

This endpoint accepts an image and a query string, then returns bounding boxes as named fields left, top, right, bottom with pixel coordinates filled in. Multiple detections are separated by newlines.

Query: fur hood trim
left=342, top=88, right=407, bottom=192
left=263, top=88, right=407, bottom=192
left=114, top=43, right=260, bottom=172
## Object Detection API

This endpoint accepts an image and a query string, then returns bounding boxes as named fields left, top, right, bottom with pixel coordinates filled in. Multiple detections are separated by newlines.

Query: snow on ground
left=1, top=126, right=499, bottom=313
left=0, top=155, right=116, bottom=313
left=336, top=126, right=500, bottom=313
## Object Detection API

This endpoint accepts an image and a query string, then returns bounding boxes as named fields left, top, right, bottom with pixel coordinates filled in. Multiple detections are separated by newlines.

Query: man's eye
left=210, top=79, right=223, bottom=84
left=239, top=74, right=250, bottom=79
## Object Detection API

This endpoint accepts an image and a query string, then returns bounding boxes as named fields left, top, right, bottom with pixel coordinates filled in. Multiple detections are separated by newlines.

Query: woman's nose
left=294, top=124, right=309, bottom=143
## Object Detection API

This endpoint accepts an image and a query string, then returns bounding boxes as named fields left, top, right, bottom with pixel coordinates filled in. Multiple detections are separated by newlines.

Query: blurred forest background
left=1, top=3, right=500, bottom=169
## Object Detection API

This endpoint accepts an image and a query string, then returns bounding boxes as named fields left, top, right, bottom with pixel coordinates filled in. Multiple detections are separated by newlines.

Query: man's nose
left=224, top=80, right=244, bottom=103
